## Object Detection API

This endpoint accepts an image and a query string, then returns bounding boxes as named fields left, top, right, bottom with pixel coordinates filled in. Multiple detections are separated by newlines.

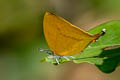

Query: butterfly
left=40, top=12, right=106, bottom=64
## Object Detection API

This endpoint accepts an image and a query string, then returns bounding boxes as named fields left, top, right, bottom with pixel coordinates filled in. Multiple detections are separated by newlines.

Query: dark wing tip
left=45, top=11, right=56, bottom=16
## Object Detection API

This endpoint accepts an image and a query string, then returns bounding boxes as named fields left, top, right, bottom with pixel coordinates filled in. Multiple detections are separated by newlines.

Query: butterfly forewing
left=43, top=12, right=98, bottom=56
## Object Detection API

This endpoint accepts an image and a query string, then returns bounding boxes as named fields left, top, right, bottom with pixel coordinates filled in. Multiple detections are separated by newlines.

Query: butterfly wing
left=43, top=12, right=99, bottom=56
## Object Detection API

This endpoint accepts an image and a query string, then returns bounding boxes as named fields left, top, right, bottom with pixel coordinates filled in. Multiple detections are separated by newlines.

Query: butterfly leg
left=70, top=56, right=75, bottom=60
left=63, top=56, right=70, bottom=61
left=63, top=56, right=75, bottom=61
left=54, top=56, right=61, bottom=64
left=53, top=56, right=75, bottom=64
left=55, top=57, right=59, bottom=64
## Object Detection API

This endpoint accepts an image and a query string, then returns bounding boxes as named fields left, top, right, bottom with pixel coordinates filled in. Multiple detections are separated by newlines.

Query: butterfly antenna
left=39, top=48, right=54, bottom=55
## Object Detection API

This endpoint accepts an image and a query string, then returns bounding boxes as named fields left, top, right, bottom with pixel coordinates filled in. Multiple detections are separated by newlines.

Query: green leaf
left=41, top=20, right=120, bottom=73
left=74, top=20, right=120, bottom=73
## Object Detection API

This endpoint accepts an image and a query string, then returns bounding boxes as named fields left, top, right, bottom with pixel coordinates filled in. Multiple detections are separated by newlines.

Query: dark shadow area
left=97, top=48, right=120, bottom=73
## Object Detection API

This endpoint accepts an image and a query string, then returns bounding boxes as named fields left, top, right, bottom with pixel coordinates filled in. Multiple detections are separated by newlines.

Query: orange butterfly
left=41, top=12, right=105, bottom=64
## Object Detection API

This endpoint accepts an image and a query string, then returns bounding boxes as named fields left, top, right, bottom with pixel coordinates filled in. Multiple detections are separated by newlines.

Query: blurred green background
left=1, top=0, right=120, bottom=80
